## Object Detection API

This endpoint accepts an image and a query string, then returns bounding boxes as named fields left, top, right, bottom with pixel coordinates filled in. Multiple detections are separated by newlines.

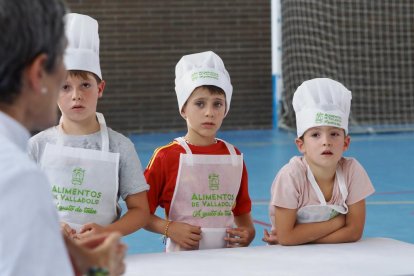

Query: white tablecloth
left=125, top=238, right=414, bottom=276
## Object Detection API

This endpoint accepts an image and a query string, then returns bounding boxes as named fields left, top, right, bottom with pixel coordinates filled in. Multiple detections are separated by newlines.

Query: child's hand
left=168, top=221, right=202, bottom=250
left=61, top=222, right=76, bottom=239
left=262, top=229, right=278, bottom=245
left=225, top=227, right=252, bottom=247
left=75, top=223, right=106, bottom=240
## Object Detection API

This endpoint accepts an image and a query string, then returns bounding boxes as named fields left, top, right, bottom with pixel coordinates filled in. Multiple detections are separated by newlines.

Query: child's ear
left=180, top=104, right=188, bottom=120
left=97, top=80, right=105, bottom=98
left=343, top=135, right=351, bottom=151
left=180, top=110, right=187, bottom=120
left=295, top=137, right=305, bottom=154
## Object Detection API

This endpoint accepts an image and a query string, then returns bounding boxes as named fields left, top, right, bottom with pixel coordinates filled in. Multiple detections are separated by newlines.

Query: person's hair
left=300, top=127, right=347, bottom=142
left=202, top=85, right=225, bottom=96
left=68, top=70, right=102, bottom=84
left=182, top=85, right=227, bottom=112
left=0, top=0, right=67, bottom=104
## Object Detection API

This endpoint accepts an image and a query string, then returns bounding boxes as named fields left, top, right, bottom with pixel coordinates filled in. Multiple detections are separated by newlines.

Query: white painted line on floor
left=253, top=200, right=414, bottom=205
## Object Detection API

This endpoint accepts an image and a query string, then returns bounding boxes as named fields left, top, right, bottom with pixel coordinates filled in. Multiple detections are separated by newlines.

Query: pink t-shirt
left=269, top=156, right=375, bottom=224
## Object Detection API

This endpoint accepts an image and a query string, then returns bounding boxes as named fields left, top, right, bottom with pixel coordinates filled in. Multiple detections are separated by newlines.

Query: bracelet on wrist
left=86, top=266, right=109, bottom=276
left=162, top=220, right=172, bottom=244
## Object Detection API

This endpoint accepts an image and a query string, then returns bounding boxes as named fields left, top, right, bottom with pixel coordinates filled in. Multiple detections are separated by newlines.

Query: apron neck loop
left=335, top=166, right=348, bottom=200
left=175, top=137, right=239, bottom=167
left=96, top=113, right=109, bottom=152
left=216, top=138, right=239, bottom=166
left=306, top=165, right=327, bottom=206
left=176, top=137, right=192, bottom=154
left=307, top=164, right=348, bottom=207
left=56, top=112, right=109, bottom=152
left=176, top=137, right=194, bottom=165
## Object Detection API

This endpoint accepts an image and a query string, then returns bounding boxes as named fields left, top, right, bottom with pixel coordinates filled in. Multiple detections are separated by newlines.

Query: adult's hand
left=67, top=232, right=126, bottom=276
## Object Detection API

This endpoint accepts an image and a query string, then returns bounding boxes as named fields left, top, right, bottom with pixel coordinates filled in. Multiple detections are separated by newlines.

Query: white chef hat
left=64, top=13, right=102, bottom=79
left=292, top=78, right=352, bottom=137
left=175, top=51, right=233, bottom=115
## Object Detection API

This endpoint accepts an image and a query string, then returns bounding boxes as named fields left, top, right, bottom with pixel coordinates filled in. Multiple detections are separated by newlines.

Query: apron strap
left=306, top=165, right=327, bottom=206
left=175, top=137, right=192, bottom=154
left=96, top=113, right=109, bottom=152
left=175, top=137, right=194, bottom=165
left=216, top=138, right=239, bottom=166
left=175, top=137, right=240, bottom=167
left=307, top=164, right=349, bottom=209
left=56, top=112, right=109, bottom=152
left=56, top=116, right=65, bottom=146
left=335, top=166, right=349, bottom=212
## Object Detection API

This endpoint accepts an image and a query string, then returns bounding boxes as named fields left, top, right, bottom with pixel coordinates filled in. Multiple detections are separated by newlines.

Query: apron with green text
left=166, top=137, right=243, bottom=252
left=40, top=113, right=119, bottom=231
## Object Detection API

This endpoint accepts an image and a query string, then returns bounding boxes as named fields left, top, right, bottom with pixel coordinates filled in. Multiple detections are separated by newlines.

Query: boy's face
left=181, top=86, right=226, bottom=141
left=58, top=72, right=105, bottom=123
left=295, top=126, right=350, bottom=170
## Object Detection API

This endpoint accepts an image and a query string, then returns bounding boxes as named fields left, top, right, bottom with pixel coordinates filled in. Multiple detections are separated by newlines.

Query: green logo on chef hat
left=315, top=112, right=342, bottom=127
left=72, top=167, right=85, bottom=185
left=208, top=173, right=220, bottom=191
left=315, top=112, right=324, bottom=124
left=191, top=71, right=219, bottom=81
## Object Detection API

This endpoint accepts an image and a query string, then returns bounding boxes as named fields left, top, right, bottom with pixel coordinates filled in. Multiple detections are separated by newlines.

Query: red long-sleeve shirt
left=144, top=140, right=252, bottom=217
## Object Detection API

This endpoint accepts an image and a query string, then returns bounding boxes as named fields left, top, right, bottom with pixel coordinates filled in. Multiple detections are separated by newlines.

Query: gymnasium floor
left=123, top=129, right=414, bottom=255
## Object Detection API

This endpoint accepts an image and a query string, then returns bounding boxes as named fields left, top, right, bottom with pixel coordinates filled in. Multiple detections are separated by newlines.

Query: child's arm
left=275, top=206, right=346, bottom=246
left=312, top=199, right=366, bottom=243
left=78, top=191, right=150, bottom=238
left=144, top=214, right=202, bottom=250
left=312, top=160, right=373, bottom=243
left=226, top=213, right=256, bottom=247
left=106, top=191, right=150, bottom=235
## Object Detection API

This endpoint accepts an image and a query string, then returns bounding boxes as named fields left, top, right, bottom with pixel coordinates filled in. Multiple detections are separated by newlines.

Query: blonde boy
left=28, top=13, right=149, bottom=239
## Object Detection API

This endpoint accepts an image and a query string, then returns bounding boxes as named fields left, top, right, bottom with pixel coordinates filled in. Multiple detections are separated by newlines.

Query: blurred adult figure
left=0, top=0, right=125, bottom=275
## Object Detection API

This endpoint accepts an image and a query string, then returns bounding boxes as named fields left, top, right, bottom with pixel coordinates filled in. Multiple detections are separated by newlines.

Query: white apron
left=296, top=165, right=349, bottom=224
left=166, top=137, right=243, bottom=252
left=40, top=113, right=119, bottom=231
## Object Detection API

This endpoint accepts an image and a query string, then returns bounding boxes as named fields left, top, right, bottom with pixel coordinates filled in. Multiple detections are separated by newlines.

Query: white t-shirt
left=0, top=111, right=73, bottom=276
left=269, top=156, right=375, bottom=224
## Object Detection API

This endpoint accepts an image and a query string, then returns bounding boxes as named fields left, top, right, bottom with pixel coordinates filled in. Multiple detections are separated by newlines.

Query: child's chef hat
left=64, top=13, right=102, bottom=79
left=292, top=78, right=352, bottom=137
left=175, top=51, right=233, bottom=115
